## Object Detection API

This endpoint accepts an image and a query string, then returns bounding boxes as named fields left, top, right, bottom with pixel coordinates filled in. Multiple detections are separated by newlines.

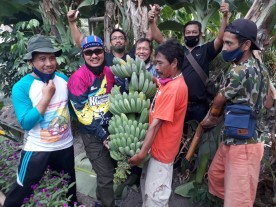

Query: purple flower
left=46, top=193, right=50, bottom=198
left=63, top=204, right=68, bottom=207
left=31, top=184, right=38, bottom=190
left=23, top=198, right=29, bottom=204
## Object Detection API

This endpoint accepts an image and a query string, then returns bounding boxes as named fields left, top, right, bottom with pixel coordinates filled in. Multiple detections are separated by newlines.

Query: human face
left=135, top=41, right=151, bottom=62
left=83, top=47, right=104, bottom=67
left=222, top=31, right=242, bottom=52
left=184, top=24, right=200, bottom=36
left=155, top=52, right=174, bottom=79
left=110, top=31, right=127, bottom=46
left=31, top=53, right=57, bottom=74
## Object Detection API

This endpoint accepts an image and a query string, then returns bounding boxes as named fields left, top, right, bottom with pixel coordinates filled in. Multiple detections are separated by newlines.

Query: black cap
left=225, top=19, right=260, bottom=50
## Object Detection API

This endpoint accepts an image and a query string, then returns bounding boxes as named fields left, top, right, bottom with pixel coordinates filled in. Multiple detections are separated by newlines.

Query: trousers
left=81, top=133, right=115, bottom=207
left=208, top=142, right=264, bottom=207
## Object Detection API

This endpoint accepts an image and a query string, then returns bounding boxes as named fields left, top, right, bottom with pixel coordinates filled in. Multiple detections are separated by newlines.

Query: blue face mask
left=222, top=47, right=244, bottom=63
left=32, top=67, right=55, bottom=83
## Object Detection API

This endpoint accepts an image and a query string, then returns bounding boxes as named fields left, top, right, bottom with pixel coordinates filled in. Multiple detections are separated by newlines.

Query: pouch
left=224, top=104, right=256, bottom=139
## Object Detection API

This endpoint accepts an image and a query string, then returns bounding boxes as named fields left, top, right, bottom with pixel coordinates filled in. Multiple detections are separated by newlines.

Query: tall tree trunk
left=40, top=0, right=62, bottom=39
left=126, top=0, right=148, bottom=42
left=245, top=0, right=276, bottom=49
left=104, top=0, right=116, bottom=52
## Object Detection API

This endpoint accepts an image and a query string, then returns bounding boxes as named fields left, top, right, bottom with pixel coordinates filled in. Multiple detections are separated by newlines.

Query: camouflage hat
left=23, top=34, right=62, bottom=61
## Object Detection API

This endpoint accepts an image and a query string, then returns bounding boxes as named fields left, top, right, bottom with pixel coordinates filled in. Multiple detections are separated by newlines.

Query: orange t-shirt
left=150, top=76, right=188, bottom=163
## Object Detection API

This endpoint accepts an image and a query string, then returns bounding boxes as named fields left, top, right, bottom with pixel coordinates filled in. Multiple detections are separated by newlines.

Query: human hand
left=67, top=8, right=79, bottom=23
left=42, top=80, right=56, bottom=100
left=103, top=136, right=110, bottom=149
left=200, top=110, right=222, bottom=129
left=148, top=4, right=161, bottom=23
left=128, top=153, right=144, bottom=166
left=220, top=0, right=229, bottom=17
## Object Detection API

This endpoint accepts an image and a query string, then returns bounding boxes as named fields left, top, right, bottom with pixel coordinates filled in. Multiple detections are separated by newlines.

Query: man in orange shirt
left=129, top=39, right=188, bottom=206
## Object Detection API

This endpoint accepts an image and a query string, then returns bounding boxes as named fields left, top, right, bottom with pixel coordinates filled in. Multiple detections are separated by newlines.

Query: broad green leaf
left=174, top=180, right=195, bottom=197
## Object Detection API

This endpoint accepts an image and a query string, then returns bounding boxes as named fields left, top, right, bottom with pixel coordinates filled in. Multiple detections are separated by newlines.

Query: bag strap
left=185, top=50, right=209, bottom=86
left=254, top=58, right=264, bottom=114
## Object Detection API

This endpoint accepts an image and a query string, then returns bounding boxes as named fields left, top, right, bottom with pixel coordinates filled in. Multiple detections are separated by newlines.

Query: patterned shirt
left=219, top=56, right=270, bottom=140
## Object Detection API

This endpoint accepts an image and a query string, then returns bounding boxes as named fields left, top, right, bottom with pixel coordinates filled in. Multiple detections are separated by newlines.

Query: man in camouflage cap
left=200, top=19, right=271, bottom=206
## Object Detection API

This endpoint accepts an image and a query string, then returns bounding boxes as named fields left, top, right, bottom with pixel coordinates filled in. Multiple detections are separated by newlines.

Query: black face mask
left=184, top=35, right=200, bottom=48
left=111, top=45, right=126, bottom=54
left=32, top=67, right=55, bottom=83
left=85, top=62, right=105, bottom=76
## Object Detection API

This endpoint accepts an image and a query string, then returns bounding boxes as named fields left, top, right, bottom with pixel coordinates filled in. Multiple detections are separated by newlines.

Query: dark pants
left=184, top=101, right=209, bottom=134
left=81, top=133, right=115, bottom=207
left=3, top=146, right=77, bottom=207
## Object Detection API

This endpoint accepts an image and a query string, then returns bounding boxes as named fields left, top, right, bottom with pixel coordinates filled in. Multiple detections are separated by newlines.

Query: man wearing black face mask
left=148, top=2, right=229, bottom=129
left=67, top=35, right=117, bottom=207
left=4, top=35, right=77, bottom=207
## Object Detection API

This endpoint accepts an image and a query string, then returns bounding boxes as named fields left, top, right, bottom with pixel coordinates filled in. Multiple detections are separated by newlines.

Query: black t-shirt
left=105, top=51, right=135, bottom=66
left=182, top=40, right=218, bottom=102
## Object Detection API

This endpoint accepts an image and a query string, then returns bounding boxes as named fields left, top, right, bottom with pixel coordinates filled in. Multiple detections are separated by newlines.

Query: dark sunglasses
left=83, top=48, right=104, bottom=56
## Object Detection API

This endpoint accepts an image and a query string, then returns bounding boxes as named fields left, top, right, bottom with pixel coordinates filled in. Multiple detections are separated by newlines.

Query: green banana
left=119, top=99, right=128, bottom=113
left=124, top=98, right=132, bottom=113
left=130, top=98, right=136, bottom=112
left=108, top=125, right=115, bottom=134
left=120, top=113, right=128, bottom=122
left=136, top=98, right=142, bottom=113
left=131, top=72, right=139, bottom=91
left=139, top=129, right=146, bottom=140
left=139, top=108, right=149, bottom=123
left=124, top=146, right=131, bottom=156
left=132, top=63, right=138, bottom=74
left=141, top=79, right=149, bottom=94
left=138, top=71, right=145, bottom=91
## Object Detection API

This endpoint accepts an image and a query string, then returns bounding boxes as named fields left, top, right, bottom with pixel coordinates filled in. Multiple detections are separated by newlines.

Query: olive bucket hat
left=23, top=34, right=62, bottom=61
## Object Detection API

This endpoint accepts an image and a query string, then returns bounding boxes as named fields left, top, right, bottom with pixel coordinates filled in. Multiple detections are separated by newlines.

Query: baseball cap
left=225, top=19, right=260, bottom=50
left=81, top=35, right=104, bottom=49
left=23, top=34, right=62, bottom=61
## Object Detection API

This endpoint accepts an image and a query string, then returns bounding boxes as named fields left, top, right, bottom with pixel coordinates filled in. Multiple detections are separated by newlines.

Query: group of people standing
left=3, top=2, right=274, bottom=207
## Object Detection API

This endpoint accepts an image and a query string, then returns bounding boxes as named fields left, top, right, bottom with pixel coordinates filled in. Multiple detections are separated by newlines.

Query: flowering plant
left=21, top=169, right=77, bottom=207
left=0, top=137, right=21, bottom=193
left=0, top=137, right=82, bottom=207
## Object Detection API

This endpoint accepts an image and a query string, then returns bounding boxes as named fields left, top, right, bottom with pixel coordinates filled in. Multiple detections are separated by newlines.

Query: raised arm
left=67, top=9, right=83, bottom=48
left=214, top=0, right=229, bottom=52
left=146, top=4, right=166, bottom=44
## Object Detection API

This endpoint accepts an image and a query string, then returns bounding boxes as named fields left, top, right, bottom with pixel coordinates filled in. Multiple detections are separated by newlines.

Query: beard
left=111, top=45, right=126, bottom=53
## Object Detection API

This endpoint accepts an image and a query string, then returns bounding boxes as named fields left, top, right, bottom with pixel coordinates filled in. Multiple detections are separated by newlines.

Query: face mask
left=159, top=73, right=182, bottom=85
left=222, top=47, right=244, bottom=63
left=32, top=67, right=55, bottom=83
left=111, top=45, right=125, bottom=53
left=85, top=62, right=105, bottom=76
left=184, top=35, right=200, bottom=47
left=159, top=78, right=173, bottom=85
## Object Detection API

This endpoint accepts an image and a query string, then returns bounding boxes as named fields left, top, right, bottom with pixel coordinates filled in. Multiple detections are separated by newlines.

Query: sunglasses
left=83, top=48, right=104, bottom=56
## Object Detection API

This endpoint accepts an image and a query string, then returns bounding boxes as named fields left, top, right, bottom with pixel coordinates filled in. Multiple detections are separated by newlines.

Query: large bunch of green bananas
left=109, top=89, right=150, bottom=121
left=111, top=55, right=157, bottom=98
left=108, top=113, right=148, bottom=161
left=108, top=56, right=158, bottom=183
